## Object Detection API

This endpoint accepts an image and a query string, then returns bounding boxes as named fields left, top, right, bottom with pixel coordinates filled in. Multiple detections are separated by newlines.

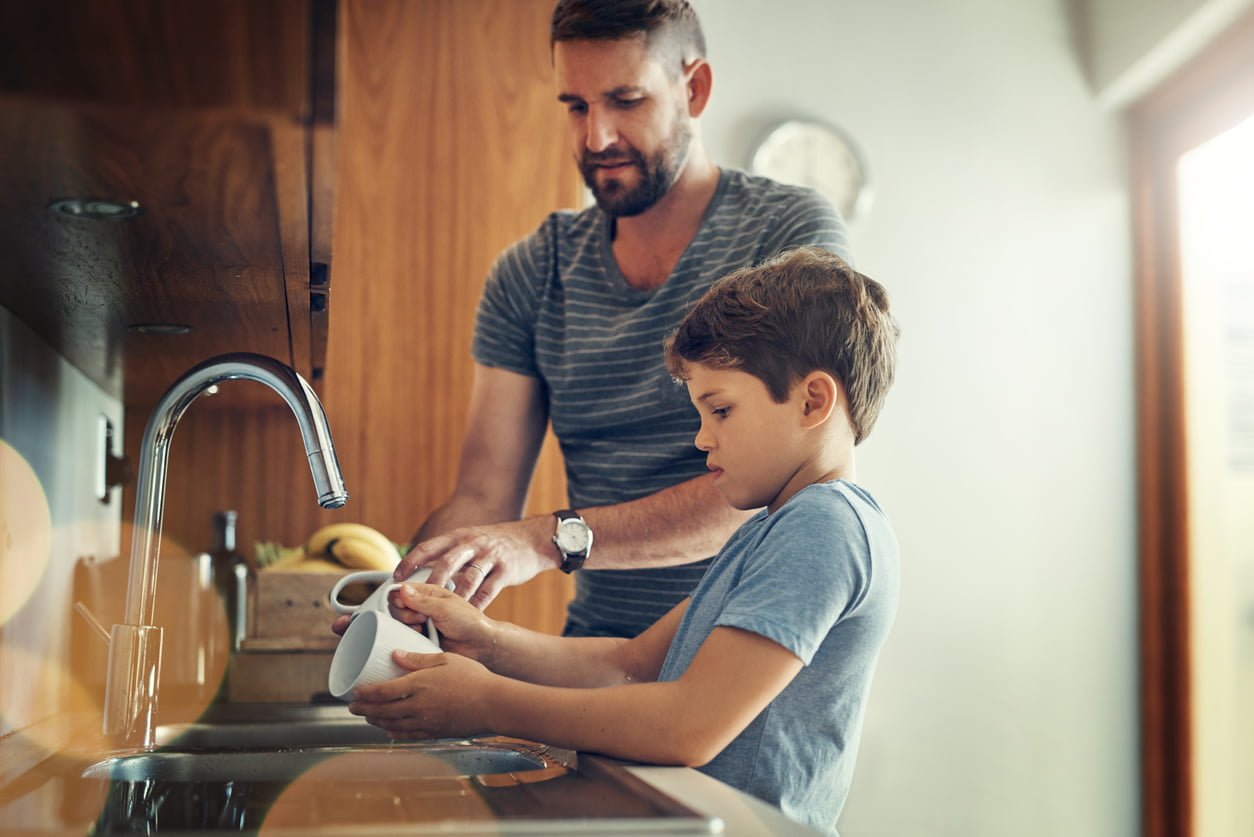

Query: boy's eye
left=711, top=406, right=730, bottom=418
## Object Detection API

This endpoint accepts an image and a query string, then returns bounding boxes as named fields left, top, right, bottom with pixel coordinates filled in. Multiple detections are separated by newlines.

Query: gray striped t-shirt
left=472, top=168, right=851, bottom=638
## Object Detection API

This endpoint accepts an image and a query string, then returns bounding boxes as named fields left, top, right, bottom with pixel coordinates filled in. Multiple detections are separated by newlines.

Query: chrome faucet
left=103, top=353, right=348, bottom=747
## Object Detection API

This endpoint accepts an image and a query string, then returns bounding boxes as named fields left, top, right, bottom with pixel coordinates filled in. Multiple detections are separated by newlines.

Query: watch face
left=556, top=521, right=590, bottom=553
left=750, top=119, right=869, bottom=222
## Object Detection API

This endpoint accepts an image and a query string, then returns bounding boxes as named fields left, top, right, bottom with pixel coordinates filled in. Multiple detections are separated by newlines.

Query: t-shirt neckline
left=597, top=167, right=732, bottom=299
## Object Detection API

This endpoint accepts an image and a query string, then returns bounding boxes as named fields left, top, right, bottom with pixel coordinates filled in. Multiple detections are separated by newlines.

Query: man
left=394, top=0, right=850, bottom=638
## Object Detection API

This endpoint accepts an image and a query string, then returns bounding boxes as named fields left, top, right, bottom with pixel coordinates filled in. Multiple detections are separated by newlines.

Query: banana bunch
left=304, top=523, right=402, bottom=571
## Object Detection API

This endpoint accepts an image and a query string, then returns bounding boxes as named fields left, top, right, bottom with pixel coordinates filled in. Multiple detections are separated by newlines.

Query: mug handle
left=327, top=570, right=391, bottom=614
left=371, top=582, right=440, bottom=646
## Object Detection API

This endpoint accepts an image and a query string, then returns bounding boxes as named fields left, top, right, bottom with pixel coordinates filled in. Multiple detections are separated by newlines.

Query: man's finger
left=468, top=571, right=504, bottom=611
left=395, top=535, right=455, bottom=580
left=419, top=543, right=472, bottom=597
left=451, top=553, right=488, bottom=599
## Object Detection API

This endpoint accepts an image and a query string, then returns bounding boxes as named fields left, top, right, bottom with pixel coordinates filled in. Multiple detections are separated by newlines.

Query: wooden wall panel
left=124, top=0, right=580, bottom=635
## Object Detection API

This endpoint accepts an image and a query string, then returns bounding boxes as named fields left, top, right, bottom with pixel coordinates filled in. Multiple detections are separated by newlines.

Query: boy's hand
left=348, top=651, right=495, bottom=740
left=388, top=583, right=500, bottom=666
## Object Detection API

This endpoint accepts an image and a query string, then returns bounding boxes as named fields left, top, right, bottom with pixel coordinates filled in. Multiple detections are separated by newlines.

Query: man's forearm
left=411, top=492, right=520, bottom=547
left=545, top=473, right=752, bottom=571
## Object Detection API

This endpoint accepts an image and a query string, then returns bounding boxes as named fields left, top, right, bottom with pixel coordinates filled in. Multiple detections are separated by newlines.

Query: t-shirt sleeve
left=714, top=492, right=872, bottom=665
left=760, top=187, right=853, bottom=265
left=470, top=217, right=557, bottom=378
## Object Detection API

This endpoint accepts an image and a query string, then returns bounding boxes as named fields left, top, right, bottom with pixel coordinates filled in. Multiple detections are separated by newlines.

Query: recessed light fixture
left=127, top=323, right=192, bottom=335
left=49, top=198, right=143, bottom=221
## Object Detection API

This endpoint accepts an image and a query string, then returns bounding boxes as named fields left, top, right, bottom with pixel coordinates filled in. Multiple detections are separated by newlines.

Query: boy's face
left=685, top=363, right=809, bottom=514
left=553, top=36, right=693, bottom=217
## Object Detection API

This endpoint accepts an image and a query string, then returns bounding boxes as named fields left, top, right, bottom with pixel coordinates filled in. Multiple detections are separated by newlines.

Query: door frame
left=1129, top=11, right=1254, bottom=837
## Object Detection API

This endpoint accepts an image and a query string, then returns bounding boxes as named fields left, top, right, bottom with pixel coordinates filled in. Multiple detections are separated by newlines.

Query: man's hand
left=394, top=519, right=555, bottom=610
left=348, top=650, right=497, bottom=740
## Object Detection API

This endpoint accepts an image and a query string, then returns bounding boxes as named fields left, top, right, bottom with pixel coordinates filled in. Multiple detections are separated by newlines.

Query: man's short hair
left=551, top=0, right=706, bottom=75
left=665, top=247, right=900, bottom=444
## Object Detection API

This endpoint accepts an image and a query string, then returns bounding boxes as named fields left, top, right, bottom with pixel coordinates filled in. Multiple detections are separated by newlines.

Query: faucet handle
left=73, top=601, right=111, bottom=645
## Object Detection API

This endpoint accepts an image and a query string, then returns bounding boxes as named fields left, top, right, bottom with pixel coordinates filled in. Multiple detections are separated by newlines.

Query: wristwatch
left=552, top=509, right=593, bottom=573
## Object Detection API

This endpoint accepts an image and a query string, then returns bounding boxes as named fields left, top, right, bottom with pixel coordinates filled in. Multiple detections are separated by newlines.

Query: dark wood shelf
left=0, top=0, right=337, bottom=407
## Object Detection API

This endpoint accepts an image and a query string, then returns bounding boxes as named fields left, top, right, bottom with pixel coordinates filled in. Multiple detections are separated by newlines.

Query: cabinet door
left=0, top=0, right=327, bottom=406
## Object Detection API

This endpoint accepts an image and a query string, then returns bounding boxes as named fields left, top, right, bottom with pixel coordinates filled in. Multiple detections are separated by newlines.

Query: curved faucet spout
left=106, top=352, right=348, bottom=745
left=125, top=352, right=348, bottom=626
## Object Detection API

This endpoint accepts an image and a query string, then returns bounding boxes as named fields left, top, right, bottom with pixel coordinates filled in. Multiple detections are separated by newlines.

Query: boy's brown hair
left=664, top=246, right=899, bottom=444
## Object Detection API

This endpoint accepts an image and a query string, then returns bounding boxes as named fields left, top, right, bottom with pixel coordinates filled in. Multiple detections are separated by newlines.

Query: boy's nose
left=693, top=425, right=713, bottom=452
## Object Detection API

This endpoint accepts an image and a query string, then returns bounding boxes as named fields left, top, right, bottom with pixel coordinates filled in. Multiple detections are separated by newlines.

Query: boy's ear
left=799, top=372, right=839, bottom=428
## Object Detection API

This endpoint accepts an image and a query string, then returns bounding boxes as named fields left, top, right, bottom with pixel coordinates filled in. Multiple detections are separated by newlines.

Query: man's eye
left=615, top=98, right=643, bottom=108
left=566, top=102, right=587, bottom=115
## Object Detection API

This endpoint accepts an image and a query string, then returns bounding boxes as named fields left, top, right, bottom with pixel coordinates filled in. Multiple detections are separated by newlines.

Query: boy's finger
left=352, top=660, right=430, bottom=702
left=393, top=649, right=441, bottom=671
left=398, top=582, right=456, bottom=612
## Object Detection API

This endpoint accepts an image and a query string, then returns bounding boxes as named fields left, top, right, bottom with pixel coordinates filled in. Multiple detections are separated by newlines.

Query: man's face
left=554, top=36, right=693, bottom=217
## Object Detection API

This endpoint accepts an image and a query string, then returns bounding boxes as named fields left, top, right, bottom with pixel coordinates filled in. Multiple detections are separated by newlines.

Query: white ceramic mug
left=328, top=569, right=443, bottom=701
left=329, top=567, right=441, bottom=621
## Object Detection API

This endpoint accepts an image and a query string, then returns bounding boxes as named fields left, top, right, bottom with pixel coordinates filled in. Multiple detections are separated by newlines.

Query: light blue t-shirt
left=657, top=480, right=900, bottom=835
left=471, top=168, right=849, bottom=639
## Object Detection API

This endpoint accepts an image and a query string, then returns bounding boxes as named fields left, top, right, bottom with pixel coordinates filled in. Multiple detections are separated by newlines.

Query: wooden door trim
left=1129, top=10, right=1254, bottom=837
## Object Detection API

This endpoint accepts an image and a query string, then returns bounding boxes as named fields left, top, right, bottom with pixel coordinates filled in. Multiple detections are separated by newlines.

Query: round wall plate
left=749, top=118, right=872, bottom=222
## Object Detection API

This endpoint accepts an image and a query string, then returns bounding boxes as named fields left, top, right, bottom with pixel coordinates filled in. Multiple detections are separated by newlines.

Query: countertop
left=0, top=707, right=822, bottom=835
left=627, top=765, right=823, bottom=836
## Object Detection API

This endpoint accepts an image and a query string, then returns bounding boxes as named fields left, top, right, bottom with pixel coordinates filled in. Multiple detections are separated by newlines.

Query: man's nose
left=585, top=108, right=618, bottom=152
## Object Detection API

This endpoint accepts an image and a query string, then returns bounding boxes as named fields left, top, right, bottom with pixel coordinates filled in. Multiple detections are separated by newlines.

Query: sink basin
left=156, top=718, right=393, bottom=749
left=84, top=740, right=557, bottom=782
left=75, top=705, right=719, bottom=834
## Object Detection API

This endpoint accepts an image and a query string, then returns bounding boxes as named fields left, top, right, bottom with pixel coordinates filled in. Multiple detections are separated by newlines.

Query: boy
left=350, top=246, right=900, bottom=834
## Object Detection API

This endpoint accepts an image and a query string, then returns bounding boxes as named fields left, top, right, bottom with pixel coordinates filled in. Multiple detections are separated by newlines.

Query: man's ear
left=799, top=372, right=839, bottom=428
left=684, top=58, right=712, bottom=117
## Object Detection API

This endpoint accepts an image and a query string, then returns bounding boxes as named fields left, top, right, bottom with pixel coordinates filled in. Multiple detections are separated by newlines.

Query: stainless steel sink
left=84, top=739, right=558, bottom=782
left=77, top=704, right=721, bottom=834
left=155, top=718, right=393, bottom=749
left=155, top=702, right=403, bottom=748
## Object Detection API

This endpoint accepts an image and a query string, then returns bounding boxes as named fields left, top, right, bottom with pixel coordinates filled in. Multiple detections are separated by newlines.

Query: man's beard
left=578, top=118, right=692, bottom=218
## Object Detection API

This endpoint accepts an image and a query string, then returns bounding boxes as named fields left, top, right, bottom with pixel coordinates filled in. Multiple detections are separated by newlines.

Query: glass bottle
left=210, top=510, right=249, bottom=651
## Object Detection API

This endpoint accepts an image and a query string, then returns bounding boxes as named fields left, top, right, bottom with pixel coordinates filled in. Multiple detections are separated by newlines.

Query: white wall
left=690, top=1, right=1137, bottom=834
left=1077, top=0, right=1254, bottom=107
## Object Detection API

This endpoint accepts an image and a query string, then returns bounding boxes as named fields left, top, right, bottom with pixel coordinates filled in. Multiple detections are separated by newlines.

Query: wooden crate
left=250, top=571, right=351, bottom=640
left=229, top=570, right=350, bottom=702
left=227, top=649, right=335, bottom=703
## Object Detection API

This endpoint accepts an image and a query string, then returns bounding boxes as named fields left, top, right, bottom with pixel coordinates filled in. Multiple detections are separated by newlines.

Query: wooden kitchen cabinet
left=0, top=0, right=337, bottom=407
left=34, top=0, right=582, bottom=636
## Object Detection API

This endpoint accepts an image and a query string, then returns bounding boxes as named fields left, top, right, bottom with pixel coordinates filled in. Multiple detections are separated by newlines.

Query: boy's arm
left=351, top=624, right=803, bottom=767
left=393, top=584, right=686, bottom=687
